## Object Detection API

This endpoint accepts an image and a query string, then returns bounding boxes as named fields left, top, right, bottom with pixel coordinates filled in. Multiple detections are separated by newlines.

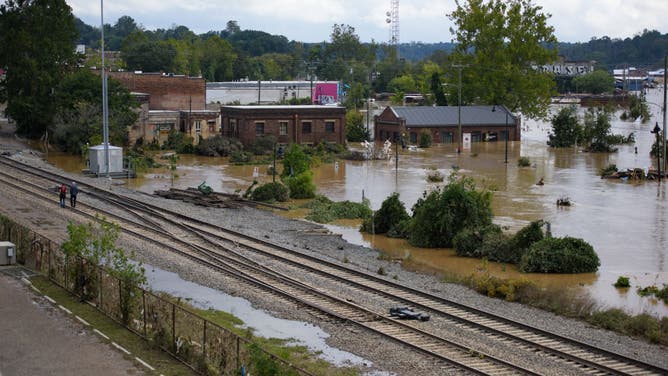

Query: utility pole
left=663, top=56, right=667, bottom=175
left=452, top=64, right=467, bottom=153
left=100, top=0, right=109, bottom=176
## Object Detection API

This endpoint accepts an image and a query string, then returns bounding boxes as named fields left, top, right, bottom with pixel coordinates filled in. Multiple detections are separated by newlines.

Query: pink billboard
left=312, top=82, right=340, bottom=105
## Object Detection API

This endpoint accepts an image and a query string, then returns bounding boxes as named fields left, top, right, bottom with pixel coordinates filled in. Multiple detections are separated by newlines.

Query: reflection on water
left=45, top=89, right=668, bottom=318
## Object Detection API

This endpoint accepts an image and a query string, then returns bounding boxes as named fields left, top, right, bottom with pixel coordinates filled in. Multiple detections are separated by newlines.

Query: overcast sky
left=68, top=0, right=668, bottom=44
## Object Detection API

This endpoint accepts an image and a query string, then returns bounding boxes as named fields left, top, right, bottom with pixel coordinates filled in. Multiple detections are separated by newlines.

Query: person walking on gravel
left=69, top=182, right=78, bottom=208
left=58, top=184, right=67, bottom=208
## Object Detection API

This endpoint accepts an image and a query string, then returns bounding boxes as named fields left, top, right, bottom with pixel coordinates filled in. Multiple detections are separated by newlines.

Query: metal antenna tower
left=386, top=0, right=399, bottom=58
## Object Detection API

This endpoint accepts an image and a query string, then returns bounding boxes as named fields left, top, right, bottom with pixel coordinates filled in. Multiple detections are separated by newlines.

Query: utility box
left=88, top=144, right=123, bottom=174
left=0, top=241, right=16, bottom=265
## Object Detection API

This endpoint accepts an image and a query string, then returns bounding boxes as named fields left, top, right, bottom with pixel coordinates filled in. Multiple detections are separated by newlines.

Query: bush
left=250, top=135, right=276, bottom=156
left=519, top=237, right=600, bottom=273
left=304, top=195, right=371, bottom=223
left=517, top=156, right=531, bottom=167
left=614, top=276, right=631, bottom=288
left=409, top=174, right=493, bottom=248
left=195, top=135, right=243, bottom=157
left=284, top=171, right=316, bottom=199
left=230, top=151, right=251, bottom=163
left=361, top=193, right=409, bottom=234
left=506, top=220, right=545, bottom=263
left=419, top=130, right=432, bottom=148
left=281, top=144, right=311, bottom=178
left=250, top=182, right=289, bottom=202
left=453, top=225, right=503, bottom=258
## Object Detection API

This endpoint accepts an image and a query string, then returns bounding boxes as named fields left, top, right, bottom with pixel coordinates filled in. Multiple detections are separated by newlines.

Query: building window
left=195, top=120, right=202, bottom=133
left=441, top=132, right=454, bottom=143
left=409, top=132, right=417, bottom=144
left=255, top=121, right=265, bottom=136
left=279, top=121, right=288, bottom=136
left=208, top=121, right=215, bottom=133
left=325, top=120, right=335, bottom=133
left=302, top=121, right=312, bottom=134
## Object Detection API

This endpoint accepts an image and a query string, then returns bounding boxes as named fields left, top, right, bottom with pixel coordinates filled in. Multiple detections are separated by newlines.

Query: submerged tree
left=409, top=174, right=493, bottom=248
left=548, top=106, right=583, bottom=147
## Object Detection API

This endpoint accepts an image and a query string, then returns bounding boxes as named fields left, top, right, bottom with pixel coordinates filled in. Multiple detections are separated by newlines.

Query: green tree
left=199, top=35, right=236, bottom=81
left=52, top=70, right=138, bottom=153
left=345, top=110, right=370, bottom=142
left=430, top=72, right=448, bottom=106
left=121, top=31, right=177, bottom=72
left=409, top=174, right=493, bottom=248
left=62, top=217, right=146, bottom=323
left=281, top=144, right=311, bottom=178
left=547, top=106, right=583, bottom=147
left=583, top=108, right=615, bottom=152
left=0, top=0, right=80, bottom=138
left=361, top=193, right=410, bottom=234
left=388, top=75, right=418, bottom=94
left=447, top=0, right=558, bottom=117
left=572, top=70, right=615, bottom=94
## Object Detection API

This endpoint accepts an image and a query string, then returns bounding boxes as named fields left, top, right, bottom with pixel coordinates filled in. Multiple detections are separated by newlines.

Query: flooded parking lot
left=48, top=89, right=668, bottom=318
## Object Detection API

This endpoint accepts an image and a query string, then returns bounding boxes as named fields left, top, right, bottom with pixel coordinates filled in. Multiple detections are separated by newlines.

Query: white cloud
left=67, top=0, right=668, bottom=44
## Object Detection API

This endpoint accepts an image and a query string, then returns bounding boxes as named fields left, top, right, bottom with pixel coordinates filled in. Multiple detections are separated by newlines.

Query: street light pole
left=652, top=123, right=661, bottom=181
left=504, top=111, right=509, bottom=164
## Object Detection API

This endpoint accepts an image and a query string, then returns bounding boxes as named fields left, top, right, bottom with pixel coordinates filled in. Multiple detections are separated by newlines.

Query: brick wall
left=106, top=72, right=205, bottom=111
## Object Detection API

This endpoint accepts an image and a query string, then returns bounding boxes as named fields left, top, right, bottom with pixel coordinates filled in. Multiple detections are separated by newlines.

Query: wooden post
left=172, top=304, right=176, bottom=353
left=142, top=291, right=147, bottom=338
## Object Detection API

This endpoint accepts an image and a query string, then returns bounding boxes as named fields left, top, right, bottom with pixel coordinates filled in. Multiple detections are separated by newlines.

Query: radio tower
left=386, top=0, right=400, bottom=59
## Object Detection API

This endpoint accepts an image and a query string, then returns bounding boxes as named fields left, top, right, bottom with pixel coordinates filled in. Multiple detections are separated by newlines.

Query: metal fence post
left=202, top=319, right=207, bottom=361
left=143, top=291, right=147, bottom=338
left=172, top=304, right=176, bottom=354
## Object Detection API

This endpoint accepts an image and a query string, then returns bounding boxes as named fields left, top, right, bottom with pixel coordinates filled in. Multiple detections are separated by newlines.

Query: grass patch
left=30, top=276, right=196, bottom=376
left=450, top=264, right=668, bottom=345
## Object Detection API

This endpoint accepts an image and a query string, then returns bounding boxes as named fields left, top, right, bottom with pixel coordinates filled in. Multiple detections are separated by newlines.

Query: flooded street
left=47, top=89, right=668, bottom=318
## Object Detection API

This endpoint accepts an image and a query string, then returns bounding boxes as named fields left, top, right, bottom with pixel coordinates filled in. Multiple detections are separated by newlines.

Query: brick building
left=106, top=71, right=205, bottom=111
left=220, top=105, right=346, bottom=147
left=374, top=105, right=520, bottom=145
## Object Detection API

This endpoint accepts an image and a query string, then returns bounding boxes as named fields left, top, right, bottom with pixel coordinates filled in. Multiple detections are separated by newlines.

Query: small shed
left=88, top=144, right=123, bottom=174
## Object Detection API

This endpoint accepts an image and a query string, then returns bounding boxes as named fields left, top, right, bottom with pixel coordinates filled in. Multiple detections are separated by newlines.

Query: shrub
left=517, top=156, right=531, bottom=167
left=250, top=135, right=276, bottom=156
left=303, top=195, right=371, bottom=223
left=519, top=237, right=600, bottom=273
left=409, top=174, right=493, bottom=248
left=250, top=182, right=289, bottom=202
left=506, top=220, right=545, bottom=263
left=195, top=135, right=243, bottom=157
left=284, top=171, right=316, bottom=199
left=453, top=224, right=503, bottom=258
left=614, top=276, right=631, bottom=288
left=281, top=144, right=311, bottom=178
left=361, top=193, right=409, bottom=234
left=230, top=151, right=251, bottom=163
left=419, top=130, right=432, bottom=148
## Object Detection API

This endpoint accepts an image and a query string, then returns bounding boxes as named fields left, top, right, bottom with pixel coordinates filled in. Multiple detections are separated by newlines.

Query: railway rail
left=1, top=155, right=666, bottom=375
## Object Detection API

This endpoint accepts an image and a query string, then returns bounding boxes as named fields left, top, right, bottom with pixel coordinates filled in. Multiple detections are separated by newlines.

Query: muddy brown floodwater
left=46, top=89, right=668, bottom=318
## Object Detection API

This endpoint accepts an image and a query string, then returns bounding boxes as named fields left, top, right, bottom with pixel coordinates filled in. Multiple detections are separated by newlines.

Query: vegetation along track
left=1, top=156, right=666, bottom=375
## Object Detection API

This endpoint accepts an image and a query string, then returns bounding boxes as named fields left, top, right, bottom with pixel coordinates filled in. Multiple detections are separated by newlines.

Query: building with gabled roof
left=374, top=105, right=520, bottom=145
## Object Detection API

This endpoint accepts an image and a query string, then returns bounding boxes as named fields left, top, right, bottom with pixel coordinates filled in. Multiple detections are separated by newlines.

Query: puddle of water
left=144, top=264, right=369, bottom=367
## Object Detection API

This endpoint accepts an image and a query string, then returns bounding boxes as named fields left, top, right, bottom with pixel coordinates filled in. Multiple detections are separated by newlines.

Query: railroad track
left=1, top=156, right=666, bottom=375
